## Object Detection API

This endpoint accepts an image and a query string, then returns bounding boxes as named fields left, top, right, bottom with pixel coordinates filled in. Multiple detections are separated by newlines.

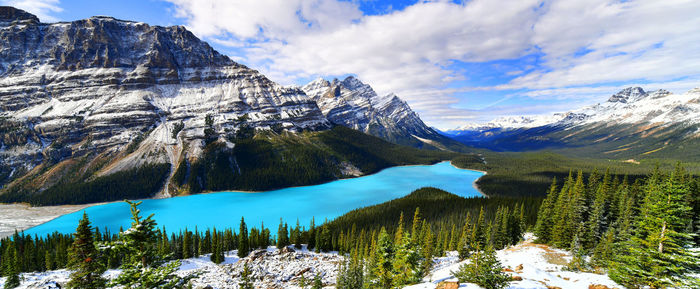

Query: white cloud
left=2, top=0, right=62, bottom=22
left=167, top=0, right=700, bottom=127
left=167, top=0, right=362, bottom=39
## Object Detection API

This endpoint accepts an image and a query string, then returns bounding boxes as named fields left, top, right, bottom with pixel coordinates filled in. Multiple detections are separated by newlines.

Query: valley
left=0, top=4, right=698, bottom=289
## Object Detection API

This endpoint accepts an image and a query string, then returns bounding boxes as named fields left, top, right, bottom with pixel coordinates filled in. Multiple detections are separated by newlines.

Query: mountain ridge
left=0, top=7, right=466, bottom=205
left=445, top=86, right=700, bottom=160
left=300, top=76, right=466, bottom=151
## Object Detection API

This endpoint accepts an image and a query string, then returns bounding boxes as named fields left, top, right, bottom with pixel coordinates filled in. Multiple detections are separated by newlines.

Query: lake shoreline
left=11, top=161, right=486, bottom=237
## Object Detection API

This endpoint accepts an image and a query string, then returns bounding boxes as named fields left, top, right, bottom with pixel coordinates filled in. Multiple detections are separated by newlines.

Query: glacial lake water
left=24, top=161, right=484, bottom=237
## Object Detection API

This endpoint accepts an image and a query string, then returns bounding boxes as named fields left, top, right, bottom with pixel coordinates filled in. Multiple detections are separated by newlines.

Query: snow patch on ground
left=406, top=233, right=622, bottom=289
left=0, top=235, right=626, bottom=289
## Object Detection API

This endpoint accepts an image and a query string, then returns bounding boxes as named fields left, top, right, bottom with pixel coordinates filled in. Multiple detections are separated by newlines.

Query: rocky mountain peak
left=301, top=77, right=446, bottom=149
left=340, top=76, right=368, bottom=90
left=607, top=87, right=646, bottom=103
left=0, top=6, right=39, bottom=24
left=0, top=10, right=330, bottom=191
left=649, top=89, right=672, bottom=99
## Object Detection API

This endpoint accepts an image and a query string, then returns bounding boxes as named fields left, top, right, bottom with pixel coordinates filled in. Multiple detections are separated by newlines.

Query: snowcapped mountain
left=301, top=76, right=462, bottom=150
left=446, top=86, right=700, bottom=160
left=0, top=6, right=334, bottom=197
left=445, top=114, right=567, bottom=134
left=0, top=7, right=467, bottom=204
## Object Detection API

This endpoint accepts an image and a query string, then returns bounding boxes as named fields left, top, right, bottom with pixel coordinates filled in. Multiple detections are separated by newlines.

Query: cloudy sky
left=3, top=0, right=700, bottom=129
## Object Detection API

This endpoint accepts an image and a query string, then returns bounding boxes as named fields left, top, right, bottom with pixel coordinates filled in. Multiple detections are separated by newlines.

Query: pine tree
left=551, top=171, right=574, bottom=246
left=66, top=212, right=107, bottom=289
left=564, top=233, right=588, bottom=272
left=312, top=273, right=323, bottom=289
left=610, top=166, right=700, bottom=288
left=109, top=200, right=192, bottom=288
left=211, top=228, right=224, bottom=264
left=452, top=246, right=510, bottom=289
left=3, top=245, right=20, bottom=289
left=392, top=233, right=421, bottom=287
left=394, top=212, right=404, bottom=244
left=591, top=228, right=615, bottom=269
left=410, top=208, right=421, bottom=244
left=472, top=207, right=487, bottom=249
left=277, top=218, right=289, bottom=249
left=320, top=223, right=332, bottom=252
left=534, top=178, right=558, bottom=243
left=308, top=217, right=316, bottom=250
left=336, top=253, right=363, bottom=289
left=298, top=274, right=309, bottom=289
left=238, top=217, right=249, bottom=258
left=554, top=171, right=587, bottom=248
left=457, top=222, right=473, bottom=260
left=368, top=227, right=394, bottom=288
left=449, top=224, right=459, bottom=251
left=182, top=229, right=191, bottom=258
left=582, top=170, right=612, bottom=251
left=420, top=221, right=434, bottom=276
left=239, top=262, right=254, bottom=289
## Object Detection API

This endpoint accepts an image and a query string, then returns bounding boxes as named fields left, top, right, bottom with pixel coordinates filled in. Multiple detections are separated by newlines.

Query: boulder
left=588, top=285, right=616, bottom=289
left=515, top=263, right=524, bottom=272
left=435, top=281, right=459, bottom=289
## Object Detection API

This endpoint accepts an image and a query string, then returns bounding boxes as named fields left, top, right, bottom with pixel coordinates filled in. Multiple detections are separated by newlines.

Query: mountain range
left=443, top=86, right=700, bottom=160
left=0, top=7, right=462, bottom=205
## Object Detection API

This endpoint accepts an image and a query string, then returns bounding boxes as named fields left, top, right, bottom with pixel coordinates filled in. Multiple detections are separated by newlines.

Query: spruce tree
left=312, top=273, right=323, bottom=289
left=3, top=245, right=20, bottom=289
left=239, top=262, right=254, bottom=289
left=66, top=212, right=107, bottom=289
left=109, top=200, right=192, bottom=288
left=410, top=208, right=421, bottom=244
left=368, top=227, right=394, bottom=288
left=449, top=224, right=459, bottom=251
left=277, top=218, right=289, bottom=249
left=610, top=166, right=700, bottom=288
left=336, top=253, right=363, bottom=289
left=394, top=212, right=404, bottom=244
left=534, top=178, right=558, bottom=243
left=472, top=207, right=487, bottom=248
left=182, top=229, right=191, bottom=258
left=452, top=246, right=510, bottom=289
left=420, top=222, right=434, bottom=276
left=238, top=217, right=249, bottom=258
left=392, top=233, right=421, bottom=287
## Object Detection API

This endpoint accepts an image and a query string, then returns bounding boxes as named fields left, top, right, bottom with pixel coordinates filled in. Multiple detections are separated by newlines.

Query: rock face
left=301, top=76, right=445, bottom=148
left=0, top=7, right=329, bottom=192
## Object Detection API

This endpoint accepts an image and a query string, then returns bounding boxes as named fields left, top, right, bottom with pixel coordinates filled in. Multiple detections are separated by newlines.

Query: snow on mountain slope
left=0, top=7, right=329, bottom=192
left=447, top=114, right=567, bottom=134
left=445, top=86, right=700, bottom=159
left=451, top=86, right=700, bottom=132
left=301, top=76, right=446, bottom=148
left=562, top=87, right=700, bottom=127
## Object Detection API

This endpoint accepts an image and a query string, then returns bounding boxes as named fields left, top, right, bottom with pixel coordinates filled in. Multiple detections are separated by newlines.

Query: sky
left=3, top=0, right=700, bottom=129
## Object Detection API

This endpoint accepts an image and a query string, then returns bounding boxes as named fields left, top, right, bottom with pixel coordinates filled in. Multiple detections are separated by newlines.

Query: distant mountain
left=301, top=76, right=467, bottom=151
left=0, top=7, right=458, bottom=205
left=445, top=86, right=700, bottom=160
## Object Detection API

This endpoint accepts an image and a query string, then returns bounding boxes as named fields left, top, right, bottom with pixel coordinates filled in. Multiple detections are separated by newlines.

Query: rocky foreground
left=0, top=234, right=626, bottom=289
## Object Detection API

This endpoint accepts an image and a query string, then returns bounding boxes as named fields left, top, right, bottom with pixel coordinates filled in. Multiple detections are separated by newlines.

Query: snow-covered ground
left=407, top=233, right=621, bottom=289
left=0, top=234, right=623, bottom=289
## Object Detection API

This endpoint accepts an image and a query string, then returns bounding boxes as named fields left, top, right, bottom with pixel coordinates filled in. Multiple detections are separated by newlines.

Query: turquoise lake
left=24, top=161, right=484, bottom=237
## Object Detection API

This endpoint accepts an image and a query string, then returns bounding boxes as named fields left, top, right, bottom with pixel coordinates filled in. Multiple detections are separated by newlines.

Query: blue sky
left=4, top=0, right=700, bottom=129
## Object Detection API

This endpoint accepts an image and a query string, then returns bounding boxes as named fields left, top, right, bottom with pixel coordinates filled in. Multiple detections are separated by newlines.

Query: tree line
left=1, top=187, right=535, bottom=288
left=534, top=165, right=700, bottom=288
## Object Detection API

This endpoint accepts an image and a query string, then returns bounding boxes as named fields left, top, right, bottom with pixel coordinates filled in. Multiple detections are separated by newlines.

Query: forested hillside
left=534, top=165, right=700, bottom=288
